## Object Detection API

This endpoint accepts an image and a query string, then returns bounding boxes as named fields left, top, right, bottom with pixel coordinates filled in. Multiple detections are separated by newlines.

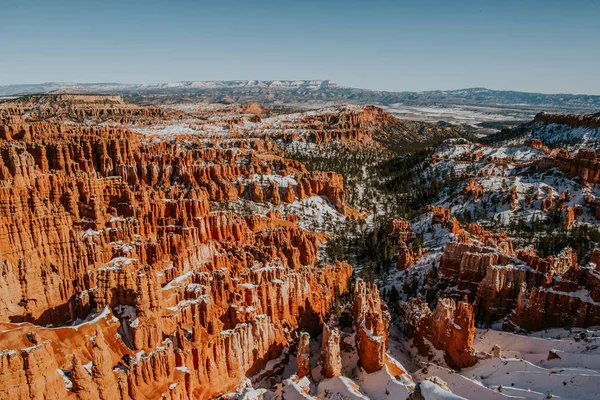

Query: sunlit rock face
left=352, top=278, right=390, bottom=373
left=4, top=93, right=599, bottom=399
left=403, top=297, right=477, bottom=369
left=0, top=95, right=363, bottom=399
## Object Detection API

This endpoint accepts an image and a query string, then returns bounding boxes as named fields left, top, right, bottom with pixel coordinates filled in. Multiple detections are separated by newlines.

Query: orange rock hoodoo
left=506, top=281, right=600, bottom=331
left=391, top=219, right=422, bottom=271
left=431, top=213, right=593, bottom=330
left=321, top=324, right=342, bottom=378
left=296, top=332, right=311, bottom=378
left=504, top=248, right=600, bottom=331
left=403, top=297, right=477, bottom=369
left=0, top=96, right=360, bottom=399
left=463, top=179, right=483, bottom=199
left=436, top=221, right=587, bottom=324
left=429, top=206, right=461, bottom=235
left=439, top=241, right=512, bottom=296
left=352, top=279, right=391, bottom=373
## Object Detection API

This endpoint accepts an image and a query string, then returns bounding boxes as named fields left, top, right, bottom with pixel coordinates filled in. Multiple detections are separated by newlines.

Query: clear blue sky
left=1, top=0, right=599, bottom=94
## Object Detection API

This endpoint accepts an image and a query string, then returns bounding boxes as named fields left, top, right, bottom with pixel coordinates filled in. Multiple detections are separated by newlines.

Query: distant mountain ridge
left=410, top=87, right=600, bottom=109
left=1, top=81, right=599, bottom=112
left=0, top=80, right=338, bottom=96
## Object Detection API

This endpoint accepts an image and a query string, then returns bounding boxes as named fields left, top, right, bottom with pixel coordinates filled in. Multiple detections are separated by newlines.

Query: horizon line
left=0, top=80, right=599, bottom=97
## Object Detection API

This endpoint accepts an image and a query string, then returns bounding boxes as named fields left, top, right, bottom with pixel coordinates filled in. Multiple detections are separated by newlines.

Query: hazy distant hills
left=0, top=80, right=337, bottom=96
left=392, top=88, right=600, bottom=110
left=1, top=81, right=599, bottom=112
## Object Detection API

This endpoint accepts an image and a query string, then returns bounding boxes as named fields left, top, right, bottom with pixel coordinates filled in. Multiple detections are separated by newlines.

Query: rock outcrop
left=534, top=112, right=600, bottom=130
left=439, top=241, right=511, bottom=297
left=541, top=148, right=600, bottom=185
left=506, top=277, right=600, bottom=331
left=352, top=279, right=391, bottom=373
left=391, top=219, right=422, bottom=271
left=403, top=297, right=477, bottom=369
left=429, top=206, right=461, bottom=235
left=296, top=332, right=311, bottom=378
left=320, top=325, right=342, bottom=378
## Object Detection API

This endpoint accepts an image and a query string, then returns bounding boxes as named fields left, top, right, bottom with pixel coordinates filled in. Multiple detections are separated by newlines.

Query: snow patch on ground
left=317, top=376, right=370, bottom=399
left=389, top=324, right=600, bottom=400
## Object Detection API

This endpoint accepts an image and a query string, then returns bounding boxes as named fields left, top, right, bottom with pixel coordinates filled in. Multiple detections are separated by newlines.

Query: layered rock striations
left=269, top=105, right=396, bottom=147
left=430, top=212, right=591, bottom=327
left=505, top=254, right=600, bottom=331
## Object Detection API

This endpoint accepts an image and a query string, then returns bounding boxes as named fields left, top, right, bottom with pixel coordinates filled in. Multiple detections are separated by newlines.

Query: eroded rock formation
left=534, top=112, right=600, bottom=130
left=320, top=325, right=342, bottom=378
left=0, top=95, right=360, bottom=399
left=403, top=297, right=477, bottom=369
left=352, top=279, right=391, bottom=373
left=296, top=332, right=311, bottom=378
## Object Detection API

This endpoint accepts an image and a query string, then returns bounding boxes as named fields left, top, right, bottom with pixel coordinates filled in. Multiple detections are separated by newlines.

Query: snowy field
left=388, top=325, right=600, bottom=400
left=382, top=104, right=534, bottom=128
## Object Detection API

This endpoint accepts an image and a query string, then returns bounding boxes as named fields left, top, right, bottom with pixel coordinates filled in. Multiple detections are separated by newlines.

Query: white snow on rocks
left=388, top=324, right=600, bottom=400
